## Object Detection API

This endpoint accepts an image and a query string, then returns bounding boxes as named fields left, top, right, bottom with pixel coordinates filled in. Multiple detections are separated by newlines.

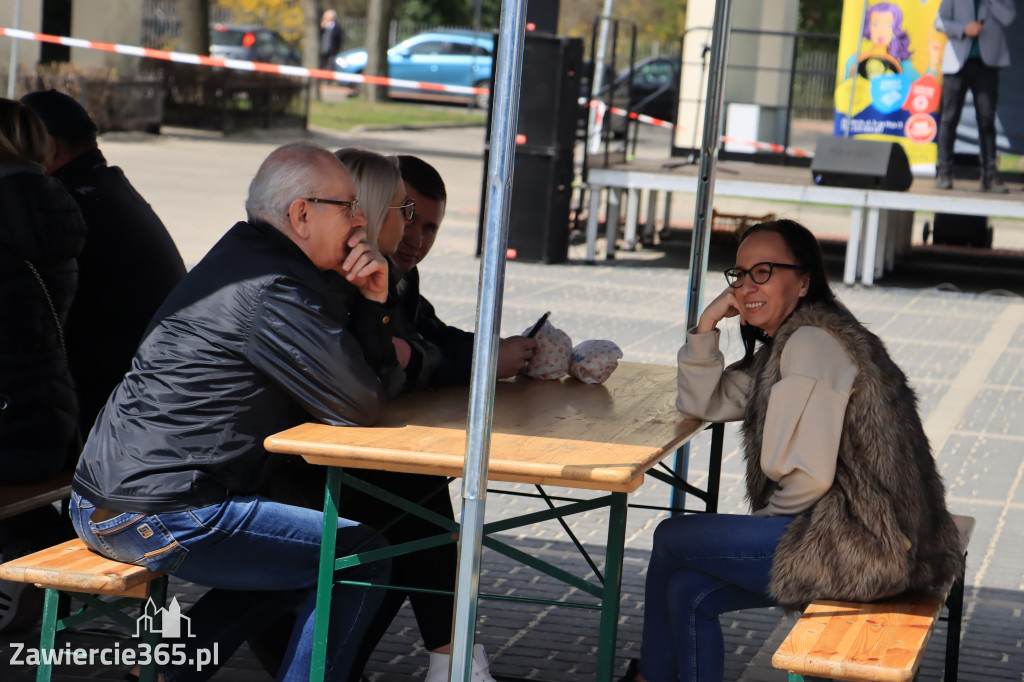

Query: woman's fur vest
left=740, top=301, right=963, bottom=611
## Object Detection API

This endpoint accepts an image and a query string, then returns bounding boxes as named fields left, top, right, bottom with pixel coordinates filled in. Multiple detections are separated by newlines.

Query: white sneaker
left=0, top=577, right=42, bottom=632
left=424, top=644, right=496, bottom=682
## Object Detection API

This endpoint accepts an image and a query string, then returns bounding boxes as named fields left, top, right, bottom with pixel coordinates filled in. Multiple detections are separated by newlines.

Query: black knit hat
left=20, top=89, right=98, bottom=140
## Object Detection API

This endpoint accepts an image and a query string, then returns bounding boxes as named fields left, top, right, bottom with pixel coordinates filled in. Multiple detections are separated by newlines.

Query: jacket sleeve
left=936, top=0, right=969, bottom=36
left=247, top=278, right=387, bottom=426
left=754, top=326, right=858, bottom=517
left=980, top=0, right=1016, bottom=27
left=415, top=293, right=476, bottom=386
left=675, top=328, right=750, bottom=422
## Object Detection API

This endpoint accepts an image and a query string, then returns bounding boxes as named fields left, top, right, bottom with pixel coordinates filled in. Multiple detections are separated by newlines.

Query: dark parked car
left=582, top=56, right=681, bottom=137
left=209, top=24, right=301, bottom=66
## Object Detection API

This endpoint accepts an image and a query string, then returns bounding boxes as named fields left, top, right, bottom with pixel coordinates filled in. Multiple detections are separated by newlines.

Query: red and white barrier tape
left=0, top=26, right=485, bottom=96
left=579, top=98, right=813, bottom=157
left=3, top=26, right=813, bottom=155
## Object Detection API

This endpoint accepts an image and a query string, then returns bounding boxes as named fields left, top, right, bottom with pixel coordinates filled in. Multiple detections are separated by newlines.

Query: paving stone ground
left=1, top=123, right=1021, bottom=681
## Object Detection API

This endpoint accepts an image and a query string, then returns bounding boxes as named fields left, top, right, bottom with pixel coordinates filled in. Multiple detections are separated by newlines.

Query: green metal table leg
left=596, top=492, right=628, bottom=682
left=35, top=588, right=61, bottom=682
left=139, top=576, right=169, bottom=682
left=311, top=467, right=343, bottom=682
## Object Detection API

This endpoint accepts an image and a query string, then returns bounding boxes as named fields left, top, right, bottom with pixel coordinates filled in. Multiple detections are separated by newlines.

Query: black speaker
left=486, top=34, right=583, bottom=152
left=932, top=213, right=992, bottom=248
left=478, top=148, right=574, bottom=264
left=526, top=0, right=560, bottom=34
left=811, top=137, right=913, bottom=191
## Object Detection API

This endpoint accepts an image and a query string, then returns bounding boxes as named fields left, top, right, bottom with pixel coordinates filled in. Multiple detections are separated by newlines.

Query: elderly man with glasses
left=69, top=142, right=400, bottom=682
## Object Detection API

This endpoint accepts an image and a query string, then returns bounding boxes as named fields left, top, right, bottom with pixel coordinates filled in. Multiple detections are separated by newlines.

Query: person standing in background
left=21, top=90, right=186, bottom=435
left=321, top=9, right=345, bottom=69
left=934, top=0, right=1016, bottom=192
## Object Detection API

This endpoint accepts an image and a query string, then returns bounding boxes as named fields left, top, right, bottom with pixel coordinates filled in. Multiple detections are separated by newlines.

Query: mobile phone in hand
left=526, top=311, right=551, bottom=338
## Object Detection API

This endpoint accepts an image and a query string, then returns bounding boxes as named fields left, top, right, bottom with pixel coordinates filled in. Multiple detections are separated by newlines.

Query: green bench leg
left=138, top=576, right=170, bottom=682
left=34, top=578, right=168, bottom=682
left=35, top=588, right=61, bottom=682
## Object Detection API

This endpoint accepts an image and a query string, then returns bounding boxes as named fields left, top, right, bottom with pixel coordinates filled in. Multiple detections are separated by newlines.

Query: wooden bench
left=0, top=538, right=168, bottom=682
left=772, top=514, right=975, bottom=682
left=711, top=209, right=777, bottom=246
left=0, top=470, right=74, bottom=521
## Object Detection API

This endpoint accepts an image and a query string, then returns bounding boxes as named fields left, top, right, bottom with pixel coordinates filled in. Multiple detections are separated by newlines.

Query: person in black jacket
left=21, top=89, right=187, bottom=436
left=320, top=9, right=345, bottom=69
left=394, top=155, right=536, bottom=387
left=69, top=142, right=396, bottom=682
left=0, top=98, right=87, bottom=630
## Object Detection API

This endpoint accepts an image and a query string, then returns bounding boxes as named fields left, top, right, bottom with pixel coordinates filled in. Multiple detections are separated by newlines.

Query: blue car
left=334, top=30, right=494, bottom=108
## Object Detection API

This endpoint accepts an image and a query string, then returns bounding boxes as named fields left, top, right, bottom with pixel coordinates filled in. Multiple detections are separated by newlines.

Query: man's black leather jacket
left=73, top=220, right=399, bottom=512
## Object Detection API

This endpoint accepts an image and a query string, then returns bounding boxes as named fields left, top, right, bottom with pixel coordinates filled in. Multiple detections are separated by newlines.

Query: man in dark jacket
left=69, top=142, right=396, bottom=682
left=320, top=9, right=345, bottom=69
left=394, top=155, right=536, bottom=387
left=21, top=90, right=187, bottom=435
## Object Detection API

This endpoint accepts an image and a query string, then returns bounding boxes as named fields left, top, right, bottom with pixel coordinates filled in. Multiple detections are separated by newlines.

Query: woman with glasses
left=334, top=147, right=413, bottom=260
left=334, top=146, right=494, bottom=682
left=618, top=220, right=962, bottom=682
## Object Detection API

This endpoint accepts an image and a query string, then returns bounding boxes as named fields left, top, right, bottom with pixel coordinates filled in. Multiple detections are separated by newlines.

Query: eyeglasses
left=724, top=262, right=804, bottom=288
left=305, top=197, right=359, bottom=218
left=390, top=199, right=416, bottom=222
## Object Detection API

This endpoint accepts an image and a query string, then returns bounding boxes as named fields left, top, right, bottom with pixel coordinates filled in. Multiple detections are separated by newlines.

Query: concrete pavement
left=1, top=122, right=1021, bottom=681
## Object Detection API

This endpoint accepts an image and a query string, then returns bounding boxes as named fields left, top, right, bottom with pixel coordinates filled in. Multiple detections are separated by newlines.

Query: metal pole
left=781, top=34, right=799, bottom=166
left=673, top=0, right=735, bottom=514
left=449, top=0, right=528, bottom=679
left=586, top=0, right=615, bottom=153
left=6, top=0, right=23, bottom=99
left=844, top=0, right=870, bottom=137
left=685, top=0, right=734, bottom=329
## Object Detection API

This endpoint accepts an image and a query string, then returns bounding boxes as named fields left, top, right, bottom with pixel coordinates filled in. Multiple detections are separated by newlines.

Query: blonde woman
left=335, top=147, right=495, bottom=681
left=334, top=147, right=412, bottom=259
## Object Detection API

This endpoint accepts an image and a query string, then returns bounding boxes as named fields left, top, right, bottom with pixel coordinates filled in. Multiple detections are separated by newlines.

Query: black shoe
left=935, top=173, right=953, bottom=190
left=981, top=175, right=1009, bottom=194
left=617, top=658, right=640, bottom=682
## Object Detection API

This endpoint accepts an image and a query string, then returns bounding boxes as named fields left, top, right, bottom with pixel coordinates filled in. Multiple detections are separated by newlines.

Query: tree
left=303, top=0, right=322, bottom=68
left=213, top=0, right=305, bottom=44
left=798, top=0, right=842, bottom=35
left=180, top=0, right=211, bottom=57
left=396, top=0, right=470, bottom=24
left=364, top=0, right=392, bottom=102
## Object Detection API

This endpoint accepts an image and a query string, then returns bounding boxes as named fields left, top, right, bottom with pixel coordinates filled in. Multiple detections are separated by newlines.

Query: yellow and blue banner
left=833, top=0, right=945, bottom=173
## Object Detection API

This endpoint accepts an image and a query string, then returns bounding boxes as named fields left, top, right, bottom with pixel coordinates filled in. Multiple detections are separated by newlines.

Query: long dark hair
left=737, top=219, right=839, bottom=364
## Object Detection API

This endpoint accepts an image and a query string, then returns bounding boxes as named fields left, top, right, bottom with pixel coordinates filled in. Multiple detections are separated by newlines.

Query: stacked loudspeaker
left=479, top=1, right=581, bottom=264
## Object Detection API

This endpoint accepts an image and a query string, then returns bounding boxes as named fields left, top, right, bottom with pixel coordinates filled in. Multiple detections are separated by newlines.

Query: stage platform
left=584, top=158, right=1024, bottom=285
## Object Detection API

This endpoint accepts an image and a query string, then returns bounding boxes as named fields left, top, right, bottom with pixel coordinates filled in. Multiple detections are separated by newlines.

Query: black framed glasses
left=390, top=199, right=416, bottom=222
left=724, top=262, right=804, bottom=288
left=305, top=197, right=359, bottom=218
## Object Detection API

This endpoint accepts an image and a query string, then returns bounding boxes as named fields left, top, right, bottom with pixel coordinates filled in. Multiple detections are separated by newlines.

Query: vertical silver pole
left=684, top=0, right=734, bottom=329
left=6, top=0, right=23, bottom=99
left=586, top=0, right=615, bottom=152
left=674, top=0, right=734, bottom=515
left=450, top=0, right=528, bottom=680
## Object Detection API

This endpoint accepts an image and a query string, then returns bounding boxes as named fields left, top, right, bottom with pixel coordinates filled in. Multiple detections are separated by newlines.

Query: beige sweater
left=676, top=326, right=858, bottom=516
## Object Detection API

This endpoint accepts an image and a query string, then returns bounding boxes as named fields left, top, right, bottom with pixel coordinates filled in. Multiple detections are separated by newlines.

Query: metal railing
left=677, top=26, right=838, bottom=162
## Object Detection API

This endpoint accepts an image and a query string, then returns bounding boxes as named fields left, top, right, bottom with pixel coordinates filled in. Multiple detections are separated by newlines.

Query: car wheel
left=473, top=80, right=490, bottom=110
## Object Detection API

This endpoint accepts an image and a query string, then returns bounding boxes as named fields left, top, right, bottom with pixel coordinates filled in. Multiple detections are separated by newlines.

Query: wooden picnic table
left=265, top=361, right=717, bottom=682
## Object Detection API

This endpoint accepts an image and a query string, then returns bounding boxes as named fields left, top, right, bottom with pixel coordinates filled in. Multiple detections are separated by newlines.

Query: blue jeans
left=638, top=513, right=793, bottom=682
left=70, top=492, right=390, bottom=682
